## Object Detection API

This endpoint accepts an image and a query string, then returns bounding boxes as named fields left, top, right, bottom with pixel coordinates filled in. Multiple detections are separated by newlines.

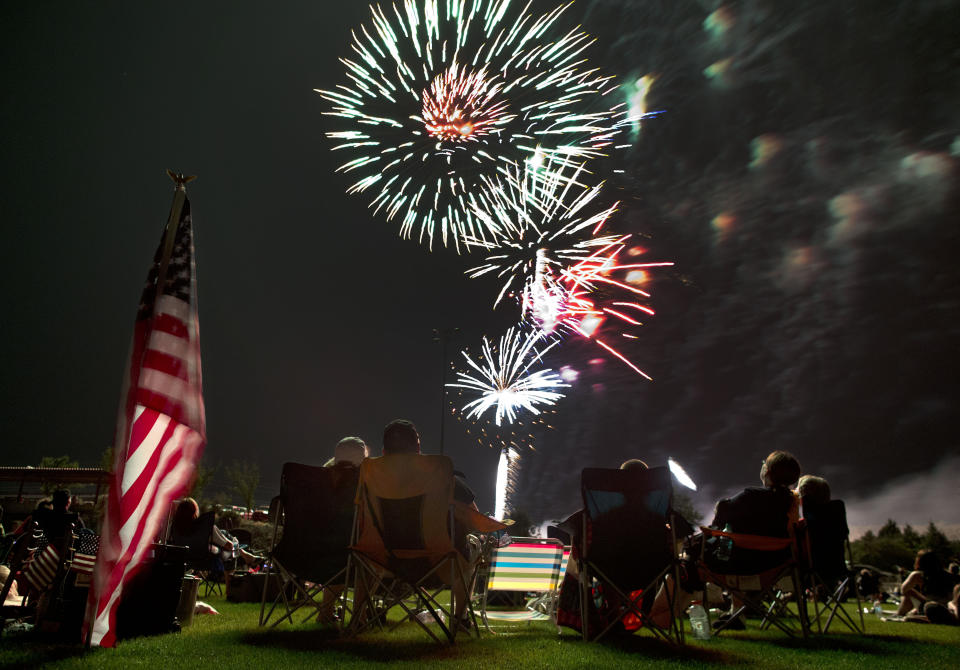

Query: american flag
left=85, top=181, right=207, bottom=648
left=72, top=532, right=100, bottom=576
left=21, top=537, right=61, bottom=593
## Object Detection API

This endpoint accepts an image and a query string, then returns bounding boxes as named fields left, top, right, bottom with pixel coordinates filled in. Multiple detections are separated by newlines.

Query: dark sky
left=2, top=1, right=958, bottom=528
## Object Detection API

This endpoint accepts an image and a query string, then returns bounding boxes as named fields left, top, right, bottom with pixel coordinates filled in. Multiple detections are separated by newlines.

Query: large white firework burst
left=448, top=326, right=568, bottom=426
left=465, top=154, right=621, bottom=327
left=317, top=0, right=637, bottom=251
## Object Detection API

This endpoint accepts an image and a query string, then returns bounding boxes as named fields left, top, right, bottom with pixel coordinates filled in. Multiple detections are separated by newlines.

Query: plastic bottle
left=715, top=524, right=734, bottom=562
left=873, top=600, right=882, bottom=616
left=688, top=602, right=710, bottom=640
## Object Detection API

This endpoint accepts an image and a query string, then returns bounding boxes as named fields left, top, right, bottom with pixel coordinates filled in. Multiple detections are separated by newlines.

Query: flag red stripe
left=142, top=350, right=188, bottom=380
left=152, top=312, right=188, bottom=338
left=118, top=418, right=176, bottom=527
left=134, top=389, right=187, bottom=426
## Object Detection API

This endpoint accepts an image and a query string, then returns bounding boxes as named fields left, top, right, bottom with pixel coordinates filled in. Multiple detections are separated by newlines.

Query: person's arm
left=898, top=571, right=925, bottom=615
left=211, top=524, right=237, bottom=550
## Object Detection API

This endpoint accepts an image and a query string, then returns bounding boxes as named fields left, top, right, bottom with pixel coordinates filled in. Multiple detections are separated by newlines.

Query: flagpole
left=154, top=170, right=196, bottom=307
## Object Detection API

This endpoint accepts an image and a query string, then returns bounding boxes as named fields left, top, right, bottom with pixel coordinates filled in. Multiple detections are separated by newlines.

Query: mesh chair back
left=170, top=510, right=216, bottom=565
left=353, top=454, right=455, bottom=573
left=32, top=509, right=80, bottom=542
left=803, top=500, right=850, bottom=582
left=580, top=466, right=673, bottom=589
left=274, top=462, right=359, bottom=582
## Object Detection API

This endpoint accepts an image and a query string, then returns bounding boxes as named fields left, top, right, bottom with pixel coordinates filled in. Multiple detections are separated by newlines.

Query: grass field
left=2, top=595, right=958, bottom=670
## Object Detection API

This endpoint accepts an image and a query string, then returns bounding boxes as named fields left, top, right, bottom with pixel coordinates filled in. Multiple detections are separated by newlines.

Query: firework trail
left=447, top=326, right=568, bottom=426
left=668, top=457, right=697, bottom=490
left=317, top=0, right=638, bottom=251
left=494, top=446, right=521, bottom=521
left=466, top=156, right=673, bottom=378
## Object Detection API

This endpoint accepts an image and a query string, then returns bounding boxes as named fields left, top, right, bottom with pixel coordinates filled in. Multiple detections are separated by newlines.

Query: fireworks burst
left=318, top=0, right=638, bottom=251
left=466, top=156, right=673, bottom=378
left=447, top=326, right=568, bottom=426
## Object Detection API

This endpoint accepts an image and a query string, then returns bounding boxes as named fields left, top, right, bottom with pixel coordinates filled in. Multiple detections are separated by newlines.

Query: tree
left=226, top=460, right=260, bottom=512
left=38, top=454, right=79, bottom=494
left=878, top=519, right=901, bottom=538
left=902, top=524, right=922, bottom=551
left=923, top=522, right=951, bottom=561
left=188, top=459, right=218, bottom=501
left=99, top=446, right=114, bottom=472
left=673, top=492, right=704, bottom=527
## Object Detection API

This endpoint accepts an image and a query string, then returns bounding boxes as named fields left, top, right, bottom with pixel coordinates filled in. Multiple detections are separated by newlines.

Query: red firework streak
left=551, top=235, right=672, bottom=380
left=84, top=173, right=206, bottom=647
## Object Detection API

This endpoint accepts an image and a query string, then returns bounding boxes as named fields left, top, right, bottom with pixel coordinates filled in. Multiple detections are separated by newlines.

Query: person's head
left=52, top=489, right=71, bottom=512
left=949, top=562, right=959, bottom=577
left=915, top=549, right=942, bottom=575
left=173, top=497, right=200, bottom=533
left=797, top=475, right=831, bottom=506
left=619, top=459, right=649, bottom=473
left=760, top=451, right=801, bottom=488
left=334, top=436, right=369, bottom=466
left=383, top=419, right=420, bottom=455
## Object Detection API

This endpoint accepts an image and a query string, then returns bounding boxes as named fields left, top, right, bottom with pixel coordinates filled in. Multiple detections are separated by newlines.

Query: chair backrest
left=169, top=510, right=216, bottom=564
left=802, top=499, right=850, bottom=580
left=580, top=466, right=674, bottom=589
left=353, top=454, right=455, bottom=572
left=486, top=538, right=563, bottom=593
left=272, top=462, right=359, bottom=581
left=32, top=509, right=80, bottom=541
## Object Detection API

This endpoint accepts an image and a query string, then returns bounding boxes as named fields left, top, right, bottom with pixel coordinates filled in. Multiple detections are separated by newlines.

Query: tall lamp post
left=432, top=327, right=459, bottom=455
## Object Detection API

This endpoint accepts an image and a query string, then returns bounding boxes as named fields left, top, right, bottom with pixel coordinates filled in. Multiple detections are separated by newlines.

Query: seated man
left=651, top=450, right=802, bottom=628
left=352, top=419, right=492, bottom=630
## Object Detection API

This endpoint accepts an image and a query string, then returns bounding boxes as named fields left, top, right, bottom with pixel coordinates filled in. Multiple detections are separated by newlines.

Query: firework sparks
left=466, top=156, right=673, bottom=378
left=448, top=326, right=568, bottom=426
left=318, top=0, right=640, bottom=251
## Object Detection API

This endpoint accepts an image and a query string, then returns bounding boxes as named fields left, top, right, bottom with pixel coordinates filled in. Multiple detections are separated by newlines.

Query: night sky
left=2, top=1, right=957, bottom=530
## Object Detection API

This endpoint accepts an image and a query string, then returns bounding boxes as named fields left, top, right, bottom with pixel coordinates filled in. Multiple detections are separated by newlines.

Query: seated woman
left=898, top=550, right=960, bottom=624
left=172, top=499, right=260, bottom=569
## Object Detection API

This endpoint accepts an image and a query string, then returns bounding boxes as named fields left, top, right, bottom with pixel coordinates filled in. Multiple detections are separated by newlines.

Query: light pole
left=432, top=327, right=459, bottom=455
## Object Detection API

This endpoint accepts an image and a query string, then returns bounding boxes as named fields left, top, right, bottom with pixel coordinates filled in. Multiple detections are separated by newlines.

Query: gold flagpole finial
left=166, top=169, right=197, bottom=191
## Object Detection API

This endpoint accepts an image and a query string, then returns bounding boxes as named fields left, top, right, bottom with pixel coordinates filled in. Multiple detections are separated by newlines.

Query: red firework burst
left=421, top=62, right=514, bottom=142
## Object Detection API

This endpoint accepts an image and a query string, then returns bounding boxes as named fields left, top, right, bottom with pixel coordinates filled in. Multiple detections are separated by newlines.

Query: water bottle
left=688, top=602, right=710, bottom=640
left=715, top=524, right=734, bottom=562
left=873, top=600, right=882, bottom=617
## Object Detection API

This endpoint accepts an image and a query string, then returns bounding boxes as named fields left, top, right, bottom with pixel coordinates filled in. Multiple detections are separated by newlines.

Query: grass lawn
left=2, top=595, right=958, bottom=670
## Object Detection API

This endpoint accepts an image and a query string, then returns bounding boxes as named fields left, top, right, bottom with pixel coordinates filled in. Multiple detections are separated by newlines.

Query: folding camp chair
left=347, top=453, right=477, bottom=643
left=1, top=521, right=77, bottom=634
left=577, top=466, right=684, bottom=643
left=476, top=537, right=563, bottom=632
left=801, top=500, right=864, bottom=634
left=697, top=526, right=810, bottom=638
left=169, top=509, right=221, bottom=597
left=260, top=462, right=359, bottom=627
left=1, top=522, right=42, bottom=631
